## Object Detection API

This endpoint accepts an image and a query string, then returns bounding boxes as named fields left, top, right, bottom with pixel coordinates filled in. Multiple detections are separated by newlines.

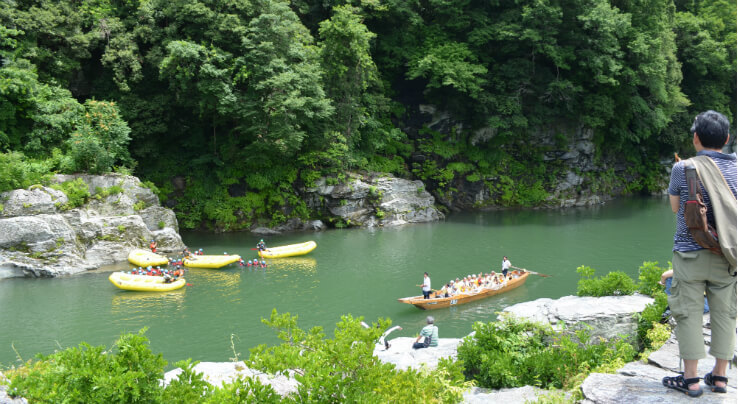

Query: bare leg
left=683, top=359, right=701, bottom=392
left=711, top=358, right=730, bottom=389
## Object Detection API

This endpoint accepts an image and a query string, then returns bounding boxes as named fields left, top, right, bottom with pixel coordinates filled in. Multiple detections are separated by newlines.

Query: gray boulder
left=304, top=173, right=444, bottom=228
left=0, top=187, right=67, bottom=217
left=462, top=386, right=569, bottom=404
left=372, top=337, right=463, bottom=371
left=162, top=361, right=298, bottom=397
left=503, top=294, right=654, bottom=342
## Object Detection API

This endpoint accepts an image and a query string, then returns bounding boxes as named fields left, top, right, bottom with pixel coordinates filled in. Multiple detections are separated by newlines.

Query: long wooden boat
left=109, top=272, right=186, bottom=292
left=183, top=254, right=241, bottom=269
left=258, top=241, right=317, bottom=259
left=128, top=249, right=169, bottom=267
left=398, top=271, right=530, bottom=310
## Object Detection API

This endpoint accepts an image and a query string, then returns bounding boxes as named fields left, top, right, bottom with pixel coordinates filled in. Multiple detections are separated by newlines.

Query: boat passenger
left=256, top=239, right=267, bottom=251
left=439, top=283, right=451, bottom=298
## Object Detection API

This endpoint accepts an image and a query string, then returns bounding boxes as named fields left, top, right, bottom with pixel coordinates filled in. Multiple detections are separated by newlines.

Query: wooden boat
left=109, top=272, right=186, bottom=292
left=128, top=249, right=169, bottom=267
left=398, top=271, right=530, bottom=310
left=183, top=254, right=241, bottom=269
left=258, top=241, right=317, bottom=259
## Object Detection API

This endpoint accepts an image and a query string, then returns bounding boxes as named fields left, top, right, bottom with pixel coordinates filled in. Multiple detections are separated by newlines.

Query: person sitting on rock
left=412, top=316, right=439, bottom=349
left=149, top=239, right=158, bottom=253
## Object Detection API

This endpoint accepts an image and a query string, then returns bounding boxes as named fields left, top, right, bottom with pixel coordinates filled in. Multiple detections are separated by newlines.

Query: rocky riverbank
left=150, top=294, right=736, bottom=403
left=2, top=294, right=735, bottom=403
left=0, top=172, right=445, bottom=277
left=0, top=174, right=185, bottom=278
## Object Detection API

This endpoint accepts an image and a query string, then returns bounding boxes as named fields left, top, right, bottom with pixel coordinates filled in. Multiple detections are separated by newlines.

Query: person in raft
left=418, top=272, right=431, bottom=299
left=149, top=239, right=157, bottom=253
left=256, top=239, right=268, bottom=251
left=412, top=316, right=439, bottom=349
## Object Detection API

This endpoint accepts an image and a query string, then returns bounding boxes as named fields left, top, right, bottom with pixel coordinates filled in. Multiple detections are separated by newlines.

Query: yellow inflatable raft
left=128, top=249, right=169, bottom=267
left=258, top=241, right=317, bottom=258
left=109, top=272, right=185, bottom=292
left=183, top=254, right=241, bottom=269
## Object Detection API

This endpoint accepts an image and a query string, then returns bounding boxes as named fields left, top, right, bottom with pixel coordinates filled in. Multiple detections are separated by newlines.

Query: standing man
left=419, top=272, right=431, bottom=299
left=501, top=256, right=512, bottom=277
left=662, top=110, right=736, bottom=397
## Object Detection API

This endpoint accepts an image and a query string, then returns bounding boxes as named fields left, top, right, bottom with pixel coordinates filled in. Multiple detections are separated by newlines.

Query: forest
left=0, top=0, right=735, bottom=230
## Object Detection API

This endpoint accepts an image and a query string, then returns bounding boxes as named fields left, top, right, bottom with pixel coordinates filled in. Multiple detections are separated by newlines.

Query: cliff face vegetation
left=1, top=0, right=735, bottom=230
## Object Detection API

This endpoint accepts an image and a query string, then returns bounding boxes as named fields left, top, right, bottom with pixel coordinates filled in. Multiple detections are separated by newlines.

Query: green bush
left=61, top=100, right=132, bottom=174
left=0, top=152, right=54, bottom=193
left=637, top=261, right=666, bottom=296
left=637, top=291, right=669, bottom=348
left=8, top=329, right=166, bottom=403
left=50, top=178, right=90, bottom=210
left=94, top=185, right=124, bottom=198
left=248, top=310, right=471, bottom=403
left=576, top=266, right=637, bottom=297
left=457, top=315, right=635, bottom=391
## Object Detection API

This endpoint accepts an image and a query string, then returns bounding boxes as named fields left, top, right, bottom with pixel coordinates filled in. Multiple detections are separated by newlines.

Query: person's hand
left=674, top=152, right=681, bottom=162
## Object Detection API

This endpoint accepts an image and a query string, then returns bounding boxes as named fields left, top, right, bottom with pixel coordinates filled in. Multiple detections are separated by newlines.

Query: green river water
left=0, top=196, right=676, bottom=368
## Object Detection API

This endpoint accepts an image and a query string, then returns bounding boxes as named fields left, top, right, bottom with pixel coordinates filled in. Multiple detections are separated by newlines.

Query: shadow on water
left=449, top=196, right=669, bottom=227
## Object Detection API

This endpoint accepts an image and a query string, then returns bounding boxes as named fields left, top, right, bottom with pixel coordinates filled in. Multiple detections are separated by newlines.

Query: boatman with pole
left=501, top=256, right=512, bottom=277
left=418, top=272, right=431, bottom=299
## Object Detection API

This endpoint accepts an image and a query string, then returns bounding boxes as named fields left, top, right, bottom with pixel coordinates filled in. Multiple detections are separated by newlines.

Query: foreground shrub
left=576, top=265, right=637, bottom=297
left=8, top=329, right=166, bottom=403
left=457, top=315, right=635, bottom=391
left=248, top=309, right=473, bottom=403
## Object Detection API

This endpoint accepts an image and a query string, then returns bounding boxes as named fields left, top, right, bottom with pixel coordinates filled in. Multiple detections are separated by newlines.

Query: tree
left=237, top=0, right=333, bottom=158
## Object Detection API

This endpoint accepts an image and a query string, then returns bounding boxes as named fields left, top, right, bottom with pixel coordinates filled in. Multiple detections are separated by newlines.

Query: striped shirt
left=668, top=150, right=737, bottom=252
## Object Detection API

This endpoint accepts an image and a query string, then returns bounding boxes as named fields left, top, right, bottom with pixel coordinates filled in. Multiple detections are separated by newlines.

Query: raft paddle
left=512, top=266, right=551, bottom=278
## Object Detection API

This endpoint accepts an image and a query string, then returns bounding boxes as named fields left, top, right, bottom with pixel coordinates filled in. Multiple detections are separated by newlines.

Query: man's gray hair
left=426, top=316, right=434, bottom=324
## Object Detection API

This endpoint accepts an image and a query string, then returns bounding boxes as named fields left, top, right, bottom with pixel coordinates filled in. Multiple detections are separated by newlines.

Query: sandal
left=662, top=375, right=703, bottom=397
left=704, top=372, right=728, bottom=393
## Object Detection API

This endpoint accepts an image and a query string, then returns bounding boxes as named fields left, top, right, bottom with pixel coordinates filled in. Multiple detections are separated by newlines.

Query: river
left=0, top=196, right=675, bottom=368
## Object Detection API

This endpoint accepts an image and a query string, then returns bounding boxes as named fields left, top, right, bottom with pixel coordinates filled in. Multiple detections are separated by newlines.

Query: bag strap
left=688, top=156, right=737, bottom=270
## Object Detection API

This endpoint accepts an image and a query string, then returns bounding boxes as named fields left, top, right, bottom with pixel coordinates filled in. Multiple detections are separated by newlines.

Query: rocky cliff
left=301, top=172, right=444, bottom=228
left=0, top=174, right=184, bottom=278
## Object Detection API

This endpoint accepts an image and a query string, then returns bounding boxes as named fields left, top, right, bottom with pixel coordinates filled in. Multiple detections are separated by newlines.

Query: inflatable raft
left=258, top=241, right=317, bottom=259
left=109, top=272, right=185, bottom=292
left=128, top=249, right=169, bottom=267
left=183, top=254, right=241, bottom=269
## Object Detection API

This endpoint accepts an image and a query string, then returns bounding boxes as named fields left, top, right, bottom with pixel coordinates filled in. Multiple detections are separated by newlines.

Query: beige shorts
left=669, top=249, right=736, bottom=360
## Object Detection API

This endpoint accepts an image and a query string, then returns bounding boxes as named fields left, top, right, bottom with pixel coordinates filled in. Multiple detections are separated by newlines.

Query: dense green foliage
left=5, top=314, right=471, bottom=403
left=248, top=309, right=472, bottom=403
left=457, top=315, right=636, bottom=392
left=7, top=329, right=167, bottom=403
left=576, top=265, right=638, bottom=296
left=0, top=0, right=734, bottom=228
left=576, top=261, right=672, bottom=351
